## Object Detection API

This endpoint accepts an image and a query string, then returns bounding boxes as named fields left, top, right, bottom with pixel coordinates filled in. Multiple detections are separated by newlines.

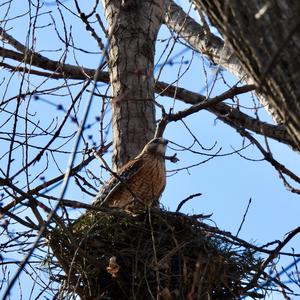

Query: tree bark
left=195, top=0, right=300, bottom=149
left=102, top=0, right=165, bottom=170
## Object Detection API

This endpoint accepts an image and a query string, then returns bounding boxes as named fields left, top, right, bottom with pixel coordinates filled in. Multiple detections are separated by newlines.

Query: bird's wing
left=92, top=158, right=144, bottom=206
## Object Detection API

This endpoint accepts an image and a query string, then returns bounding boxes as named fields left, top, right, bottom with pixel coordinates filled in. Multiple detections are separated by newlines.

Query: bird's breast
left=111, top=156, right=166, bottom=207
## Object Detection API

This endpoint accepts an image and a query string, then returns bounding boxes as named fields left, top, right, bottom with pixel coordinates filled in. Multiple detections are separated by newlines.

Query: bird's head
left=142, top=137, right=168, bottom=157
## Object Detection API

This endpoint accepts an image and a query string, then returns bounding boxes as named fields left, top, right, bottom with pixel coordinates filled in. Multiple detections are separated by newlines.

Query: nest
left=49, top=209, right=261, bottom=300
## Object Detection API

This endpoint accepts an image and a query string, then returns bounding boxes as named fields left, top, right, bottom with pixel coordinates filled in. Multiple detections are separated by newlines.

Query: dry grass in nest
left=48, top=208, right=262, bottom=300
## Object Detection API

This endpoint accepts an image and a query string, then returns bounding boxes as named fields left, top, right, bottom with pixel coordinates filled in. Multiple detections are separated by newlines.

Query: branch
left=0, top=178, right=67, bottom=229
left=156, top=81, right=296, bottom=149
left=0, top=27, right=31, bottom=54
left=164, top=0, right=285, bottom=127
left=74, top=7, right=109, bottom=64
left=164, top=0, right=246, bottom=79
left=2, top=60, right=106, bottom=299
left=244, top=226, right=300, bottom=292
left=0, top=62, right=71, bottom=79
left=0, top=46, right=109, bottom=82
left=1, top=142, right=112, bottom=215
left=0, top=209, right=38, bottom=230
left=176, top=193, right=202, bottom=212
left=10, top=80, right=91, bottom=181
left=0, top=178, right=45, bottom=228
left=237, top=128, right=300, bottom=193
left=156, top=84, right=255, bottom=137
left=0, top=30, right=295, bottom=149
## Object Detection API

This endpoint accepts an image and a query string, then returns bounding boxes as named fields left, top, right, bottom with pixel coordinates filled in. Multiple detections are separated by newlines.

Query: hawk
left=92, top=137, right=168, bottom=209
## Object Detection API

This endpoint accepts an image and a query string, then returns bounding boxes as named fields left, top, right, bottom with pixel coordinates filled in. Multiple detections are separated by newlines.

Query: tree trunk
left=196, top=0, right=300, bottom=149
left=103, top=0, right=165, bottom=170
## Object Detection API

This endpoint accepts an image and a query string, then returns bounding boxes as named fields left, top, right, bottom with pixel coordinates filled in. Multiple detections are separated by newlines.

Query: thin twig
left=243, top=226, right=300, bottom=292
left=2, top=55, right=106, bottom=299
left=176, top=193, right=202, bottom=212
left=236, top=197, right=252, bottom=237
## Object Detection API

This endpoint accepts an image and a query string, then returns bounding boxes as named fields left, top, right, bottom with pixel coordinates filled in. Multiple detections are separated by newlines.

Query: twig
left=147, top=208, right=161, bottom=297
left=2, top=56, right=106, bottom=299
left=176, top=193, right=202, bottom=212
left=243, top=226, right=300, bottom=292
left=74, top=2, right=109, bottom=64
left=238, top=128, right=300, bottom=193
left=0, top=210, right=38, bottom=230
left=10, top=80, right=92, bottom=181
left=155, top=84, right=256, bottom=137
left=1, top=142, right=111, bottom=215
left=0, top=41, right=293, bottom=148
left=236, top=197, right=252, bottom=237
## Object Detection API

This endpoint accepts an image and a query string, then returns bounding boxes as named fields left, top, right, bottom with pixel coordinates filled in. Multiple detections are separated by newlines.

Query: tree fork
left=103, top=0, right=165, bottom=170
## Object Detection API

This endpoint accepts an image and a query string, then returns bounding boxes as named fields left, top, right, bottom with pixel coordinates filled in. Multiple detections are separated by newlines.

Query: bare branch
left=164, top=0, right=245, bottom=78
left=156, top=84, right=256, bottom=137
left=164, top=0, right=285, bottom=127
left=244, top=226, right=300, bottom=292
left=238, top=128, right=300, bottom=193
left=0, top=28, right=294, bottom=149
left=176, top=193, right=202, bottom=212
left=1, top=142, right=111, bottom=216
left=156, top=81, right=295, bottom=148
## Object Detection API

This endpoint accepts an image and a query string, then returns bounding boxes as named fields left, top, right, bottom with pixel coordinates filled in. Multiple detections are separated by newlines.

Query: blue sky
left=0, top=1, right=300, bottom=299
